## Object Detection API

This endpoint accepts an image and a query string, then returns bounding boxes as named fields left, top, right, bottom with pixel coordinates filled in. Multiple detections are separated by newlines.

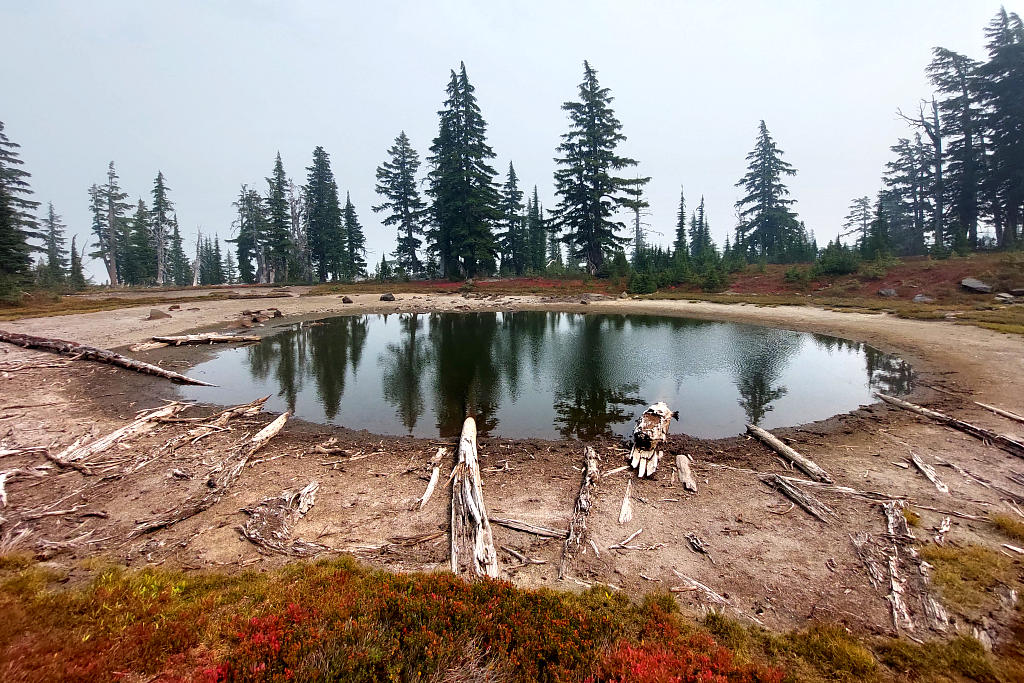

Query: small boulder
left=878, top=288, right=898, bottom=298
left=269, top=308, right=283, bottom=318
left=619, top=291, right=628, bottom=299
left=147, top=308, right=172, bottom=320
left=168, top=304, right=181, bottom=311
left=1010, top=287, right=1024, bottom=297
left=341, top=296, right=354, bottom=303
left=912, top=294, right=935, bottom=303
left=580, top=299, right=589, bottom=305
left=994, top=292, right=1015, bottom=303
left=380, top=293, right=396, bottom=302
left=961, top=277, right=993, bottom=294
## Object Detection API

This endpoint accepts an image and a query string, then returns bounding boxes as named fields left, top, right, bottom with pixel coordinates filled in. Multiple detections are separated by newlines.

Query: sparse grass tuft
left=903, top=506, right=922, bottom=528
left=991, top=513, right=1024, bottom=543
left=920, top=544, right=1015, bottom=613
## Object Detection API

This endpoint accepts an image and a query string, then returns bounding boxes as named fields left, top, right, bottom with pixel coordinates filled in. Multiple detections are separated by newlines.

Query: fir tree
left=286, top=180, right=310, bottom=282
left=125, top=199, right=155, bottom=285
left=69, top=235, right=86, bottom=291
left=374, top=131, right=426, bottom=273
left=231, top=185, right=267, bottom=283
left=624, top=176, right=651, bottom=267
left=841, top=196, right=873, bottom=254
left=426, top=63, right=500, bottom=278
left=342, top=192, right=367, bottom=278
left=304, top=146, right=344, bottom=282
left=41, top=203, right=69, bottom=286
left=224, top=249, right=238, bottom=284
left=90, top=162, right=131, bottom=284
left=497, top=162, right=526, bottom=275
left=264, top=152, right=292, bottom=281
left=883, top=135, right=930, bottom=255
left=672, top=187, right=688, bottom=257
left=553, top=61, right=646, bottom=275
left=689, top=197, right=714, bottom=262
left=525, top=186, right=549, bottom=271
left=864, top=197, right=893, bottom=260
left=0, top=121, right=39, bottom=292
left=734, top=121, right=801, bottom=262
left=150, top=171, right=174, bottom=283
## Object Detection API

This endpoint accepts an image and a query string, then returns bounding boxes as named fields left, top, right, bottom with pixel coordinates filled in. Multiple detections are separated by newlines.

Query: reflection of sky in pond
left=180, top=312, right=914, bottom=439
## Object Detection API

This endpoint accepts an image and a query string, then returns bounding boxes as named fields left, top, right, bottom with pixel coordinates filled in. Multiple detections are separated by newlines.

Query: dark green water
left=180, top=312, right=913, bottom=439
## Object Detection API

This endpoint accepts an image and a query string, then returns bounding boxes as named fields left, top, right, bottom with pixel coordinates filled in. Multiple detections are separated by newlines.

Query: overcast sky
left=1, top=0, right=1008, bottom=283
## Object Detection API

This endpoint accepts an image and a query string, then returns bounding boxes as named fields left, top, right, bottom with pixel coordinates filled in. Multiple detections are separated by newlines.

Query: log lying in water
left=240, top=481, right=327, bottom=556
left=0, top=330, right=213, bottom=386
left=746, top=424, right=832, bottom=483
left=130, top=411, right=290, bottom=537
left=877, top=393, right=1024, bottom=459
left=559, top=446, right=600, bottom=580
left=629, top=402, right=674, bottom=478
left=50, top=402, right=190, bottom=473
left=152, top=333, right=261, bottom=346
left=449, top=417, right=499, bottom=578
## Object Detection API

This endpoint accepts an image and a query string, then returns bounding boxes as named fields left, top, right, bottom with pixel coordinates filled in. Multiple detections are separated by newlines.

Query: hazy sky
left=1, top=1, right=1008, bottom=283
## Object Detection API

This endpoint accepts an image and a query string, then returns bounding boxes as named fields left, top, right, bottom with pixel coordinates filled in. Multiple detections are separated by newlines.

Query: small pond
left=180, top=312, right=913, bottom=439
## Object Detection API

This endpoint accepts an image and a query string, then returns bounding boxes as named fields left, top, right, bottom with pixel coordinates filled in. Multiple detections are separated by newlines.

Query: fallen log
left=449, top=417, right=499, bottom=577
left=761, top=474, right=839, bottom=524
left=489, top=517, right=568, bottom=539
left=0, top=330, right=214, bottom=386
left=51, top=403, right=189, bottom=472
left=877, top=393, right=1024, bottom=459
left=130, top=412, right=290, bottom=537
left=675, top=453, right=697, bottom=492
left=415, top=447, right=446, bottom=511
left=910, top=453, right=949, bottom=494
left=974, top=401, right=1024, bottom=426
left=746, top=424, right=832, bottom=483
left=240, top=481, right=327, bottom=556
left=152, top=333, right=261, bottom=346
left=559, top=446, right=600, bottom=579
left=177, top=397, right=268, bottom=447
left=629, top=402, right=674, bottom=477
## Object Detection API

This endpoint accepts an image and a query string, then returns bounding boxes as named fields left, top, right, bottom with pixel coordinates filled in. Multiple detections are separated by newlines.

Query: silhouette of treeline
left=240, top=312, right=912, bottom=438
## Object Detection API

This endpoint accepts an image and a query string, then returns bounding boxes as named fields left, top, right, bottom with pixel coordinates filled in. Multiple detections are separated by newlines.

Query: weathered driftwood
left=877, top=393, right=1024, bottom=459
left=130, top=412, right=290, bottom=537
left=880, top=500, right=949, bottom=634
left=152, top=333, right=261, bottom=346
left=609, top=528, right=643, bottom=550
left=910, top=453, right=949, bottom=494
left=416, top=447, right=447, bottom=511
left=629, top=402, right=674, bottom=477
left=177, top=397, right=268, bottom=447
left=974, top=401, right=1024, bottom=425
left=559, top=446, right=600, bottom=579
left=240, top=481, right=327, bottom=556
left=0, top=330, right=214, bottom=385
left=685, top=533, right=715, bottom=564
left=51, top=403, right=189, bottom=473
left=449, top=417, right=499, bottom=578
left=675, top=453, right=697, bottom=492
left=850, top=533, right=887, bottom=589
left=746, top=424, right=832, bottom=483
left=761, top=474, right=839, bottom=524
left=489, top=517, right=568, bottom=539
left=503, top=546, right=546, bottom=565
left=670, top=569, right=764, bottom=625
left=618, top=478, right=634, bottom=524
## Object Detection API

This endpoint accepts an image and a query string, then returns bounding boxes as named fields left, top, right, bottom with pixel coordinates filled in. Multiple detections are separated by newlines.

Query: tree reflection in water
left=229, top=312, right=913, bottom=438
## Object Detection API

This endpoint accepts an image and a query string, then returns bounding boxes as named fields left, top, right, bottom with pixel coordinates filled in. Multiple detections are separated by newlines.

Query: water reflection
left=181, top=312, right=914, bottom=439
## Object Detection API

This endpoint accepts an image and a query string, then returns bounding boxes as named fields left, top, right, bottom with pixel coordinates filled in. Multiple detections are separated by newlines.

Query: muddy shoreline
left=1, top=291, right=1022, bottom=643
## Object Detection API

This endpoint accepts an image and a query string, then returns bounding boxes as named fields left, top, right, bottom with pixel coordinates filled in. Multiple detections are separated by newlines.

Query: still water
left=180, top=312, right=913, bottom=439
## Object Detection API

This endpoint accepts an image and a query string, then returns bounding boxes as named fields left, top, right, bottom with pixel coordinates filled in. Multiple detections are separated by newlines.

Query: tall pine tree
left=0, top=121, right=39, bottom=293
left=497, top=162, right=526, bottom=275
left=734, top=121, right=801, bottom=262
left=374, top=131, right=426, bottom=273
left=426, top=63, right=500, bottom=278
left=553, top=61, right=646, bottom=275
left=304, top=146, right=344, bottom=282
left=264, top=152, right=292, bottom=282
left=89, top=162, right=130, bottom=284
left=150, top=171, right=174, bottom=284
left=343, top=192, right=367, bottom=278
left=41, top=203, right=68, bottom=286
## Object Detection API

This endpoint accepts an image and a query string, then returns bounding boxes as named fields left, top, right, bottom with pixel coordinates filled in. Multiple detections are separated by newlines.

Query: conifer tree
left=224, top=249, right=238, bottom=284
left=150, top=171, right=174, bottom=284
left=497, top=162, right=526, bottom=275
left=624, top=176, right=651, bottom=267
left=286, top=180, right=310, bottom=282
left=41, top=203, right=69, bottom=286
left=343, top=192, right=367, bottom=278
left=374, top=131, right=426, bottom=273
left=525, top=186, right=549, bottom=271
left=304, top=146, right=344, bottom=282
left=167, top=217, right=191, bottom=286
left=69, top=235, right=86, bottom=291
left=734, top=121, right=800, bottom=262
left=883, top=136, right=930, bottom=255
left=841, top=196, right=873, bottom=254
left=90, top=162, right=130, bottom=284
left=672, top=187, right=688, bottom=257
left=0, top=121, right=39, bottom=292
left=864, top=197, right=893, bottom=260
left=553, top=61, right=646, bottom=275
left=125, top=199, right=155, bottom=285
left=426, top=63, right=500, bottom=278
left=264, top=153, right=292, bottom=282
left=232, top=185, right=267, bottom=283
left=689, top=197, right=715, bottom=262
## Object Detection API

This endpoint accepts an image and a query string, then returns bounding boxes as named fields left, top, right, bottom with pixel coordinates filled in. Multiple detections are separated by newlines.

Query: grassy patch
left=903, top=506, right=922, bottom=528
left=920, top=544, right=1015, bottom=613
left=991, top=513, right=1024, bottom=544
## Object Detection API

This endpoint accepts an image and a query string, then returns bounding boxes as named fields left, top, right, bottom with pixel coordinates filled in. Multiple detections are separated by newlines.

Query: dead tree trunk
left=151, top=333, right=261, bottom=346
left=449, top=417, right=499, bottom=578
left=746, top=424, right=833, bottom=483
left=629, top=402, right=674, bottom=477
left=877, top=393, right=1024, bottom=459
left=240, top=481, right=327, bottom=556
left=974, top=401, right=1024, bottom=426
left=0, top=331, right=213, bottom=386
left=559, top=446, right=600, bottom=579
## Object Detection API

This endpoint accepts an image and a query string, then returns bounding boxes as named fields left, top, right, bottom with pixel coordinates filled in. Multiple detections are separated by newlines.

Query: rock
left=961, top=277, right=993, bottom=294
left=619, top=291, right=628, bottom=299
left=147, top=308, right=172, bottom=320
left=341, top=296, right=354, bottom=304
left=270, top=308, right=282, bottom=317
left=168, top=304, right=181, bottom=311
left=878, top=288, right=898, bottom=298
left=1010, top=288, right=1024, bottom=297
left=380, top=293, right=396, bottom=302
left=580, top=299, right=589, bottom=305
left=187, top=307, right=200, bottom=311
left=912, top=294, right=935, bottom=303
left=994, top=292, right=1015, bottom=303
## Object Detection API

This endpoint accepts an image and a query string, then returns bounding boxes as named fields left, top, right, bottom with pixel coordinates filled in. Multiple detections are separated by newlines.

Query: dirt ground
left=1, top=289, right=1022, bottom=646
